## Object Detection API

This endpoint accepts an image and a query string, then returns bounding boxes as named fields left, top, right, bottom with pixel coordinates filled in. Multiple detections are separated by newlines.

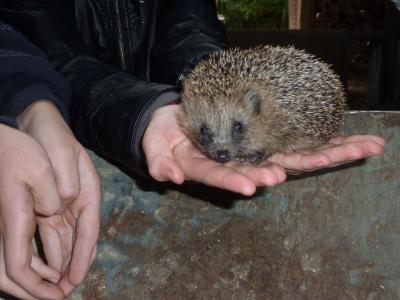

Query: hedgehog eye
left=198, top=124, right=213, bottom=145
left=232, top=121, right=244, bottom=134
left=200, top=124, right=209, bottom=135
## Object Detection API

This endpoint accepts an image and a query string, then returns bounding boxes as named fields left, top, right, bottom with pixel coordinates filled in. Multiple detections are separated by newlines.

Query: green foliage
left=217, top=0, right=288, bottom=29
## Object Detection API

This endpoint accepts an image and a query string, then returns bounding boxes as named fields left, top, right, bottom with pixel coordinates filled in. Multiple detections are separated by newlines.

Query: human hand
left=143, top=105, right=385, bottom=195
left=268, top=135, right=385, bottom=175
left=0, top=124, right=64, bottom=300
left=17, top=101, right=101, bottom=296
left=143, top=104, right=287, bottom=196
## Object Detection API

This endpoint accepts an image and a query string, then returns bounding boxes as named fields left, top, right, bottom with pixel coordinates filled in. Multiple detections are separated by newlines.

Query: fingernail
left=49, top=277, right=60, bottom=284
left=168, top=170, right=176, bottom=182
left=242, top=185, right=255, bottom=196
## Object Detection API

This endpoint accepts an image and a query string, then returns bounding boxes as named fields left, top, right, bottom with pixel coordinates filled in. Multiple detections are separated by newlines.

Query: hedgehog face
left=181, top=88, right=268, bottom=164
left=195, top=118, right=248, bottom=163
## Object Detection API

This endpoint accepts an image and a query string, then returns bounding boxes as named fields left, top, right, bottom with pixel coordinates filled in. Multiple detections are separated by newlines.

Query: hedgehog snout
left=215, top=150, right=231, bottom=163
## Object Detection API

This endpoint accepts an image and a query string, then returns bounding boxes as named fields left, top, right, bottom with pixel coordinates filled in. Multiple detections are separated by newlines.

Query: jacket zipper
left=113, top=0, right=142, bottom=71
left=139, top=0, right=145, bottom=24
left=114, top=0, right=128, bottom=70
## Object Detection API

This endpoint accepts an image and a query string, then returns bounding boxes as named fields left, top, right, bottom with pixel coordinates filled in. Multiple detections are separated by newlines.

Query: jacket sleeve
left=0, top=19, right=71, bottom=127
left=0, top=1, right=180, bottom=177
left=0, top=0, right=226, bottom=178
left=151, top=0, right=228, bottom=85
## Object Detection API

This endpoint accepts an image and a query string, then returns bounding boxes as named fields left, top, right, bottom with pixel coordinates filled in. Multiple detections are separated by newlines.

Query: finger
left=147, top=155, right=185, bottom=184
left=60, top=210, right=76, bottom=274
left=255, top=163, right=287, bottom=186
left=269, top=136, right=385, bottom=174
left=0, top=239, right=39, bottom=300
left=184, top=158, right=256, bottom=195
left=318, top=141, right=380, bottom=163
left=68, top=205, right=99, bottom=285
left=327, top=135, right=346, bottom=144
left=269, top=152, right=332, bottom=171
left=58, top=276, right=75, bottom=298
left=229, top=162, right=287, bottom=187
left=31, top=255, right=60, bottom=284
left=67, top=151, right=101, bottom=285
left=0, top=278, right=39, bottom=300
left=329, top=135, right=385, bottom=147
left=173, top=141, right=257, bottom=195
left=38, top=220, right=63, bottom=272
left=0, top=280, right=38, bottom=300
left=27, top=159, right=62, bottom=217
left=48, top=147, right=81, bottom=209
left=38, top=212, right=76, bottom=275
left=143, top=129, right=185, bottom=184
left=90, top=245, right=97, bottom=265
left=58, top=245, right=97, bottom=297
left=1, top=184, right=64, bottom=299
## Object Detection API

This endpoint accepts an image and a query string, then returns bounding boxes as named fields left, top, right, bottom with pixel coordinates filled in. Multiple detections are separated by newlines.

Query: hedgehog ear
left=244, top=89, right=261, bottom=114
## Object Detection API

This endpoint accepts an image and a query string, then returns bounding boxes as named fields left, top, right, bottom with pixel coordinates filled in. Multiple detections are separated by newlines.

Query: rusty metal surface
left=2, top=111, right=399, bottom=300
left=68, top=111, right=400, bottom=300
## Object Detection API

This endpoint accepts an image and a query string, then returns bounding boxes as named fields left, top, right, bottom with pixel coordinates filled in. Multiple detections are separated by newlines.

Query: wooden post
left=288, top=0, right=315, bottom=29
left=381, top=0, right=400, bottom=109
left=288, top=0, right=301, bottom=29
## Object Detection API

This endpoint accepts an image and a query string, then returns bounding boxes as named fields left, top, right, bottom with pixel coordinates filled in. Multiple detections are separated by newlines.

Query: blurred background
left=216, top=0, right=400, bottom=111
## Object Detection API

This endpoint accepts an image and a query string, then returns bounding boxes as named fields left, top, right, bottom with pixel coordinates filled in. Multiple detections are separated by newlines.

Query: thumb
left=0, top=181, right=64, bottom=299
left=143, top=127, right=185, bottom=184
left=27, top=158, right=62, bottom=216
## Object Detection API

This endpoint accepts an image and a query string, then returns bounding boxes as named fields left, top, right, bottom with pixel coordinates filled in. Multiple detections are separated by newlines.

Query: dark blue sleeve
left=0, top=115, right=17, bottom=128
left=0, top=20, right=71, bottom=128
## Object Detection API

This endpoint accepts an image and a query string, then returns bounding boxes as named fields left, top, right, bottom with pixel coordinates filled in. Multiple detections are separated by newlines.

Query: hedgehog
left=179, top=45, right=346, bottom=164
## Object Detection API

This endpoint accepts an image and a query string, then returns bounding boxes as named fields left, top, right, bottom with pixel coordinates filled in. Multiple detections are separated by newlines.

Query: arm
left=152, top=0, right=228, bottom=84
left=0, top=1, right=180, bottom=177
left=16, top=101, right=101, bottom=296
left=0, top=0, right=226, bottom=179
left=0, top=19, right=70, bottom=125
left=0, top=18, right=101, bottom=297
left=1, top=1, right=384, bottom=196
left=0, top=124, right=64, bottom=300
left=0, top=21, right=66, bottom=300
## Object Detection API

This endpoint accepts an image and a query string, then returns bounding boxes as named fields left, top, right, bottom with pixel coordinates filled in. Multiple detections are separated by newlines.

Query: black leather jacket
left=0, top=0, right=227, bottom=176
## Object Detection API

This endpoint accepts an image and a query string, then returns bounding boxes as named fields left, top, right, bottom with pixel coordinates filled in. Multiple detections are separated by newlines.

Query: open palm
left=143, top=104, right=385, bottom=196
left=143, top=104, right=287, bottom=195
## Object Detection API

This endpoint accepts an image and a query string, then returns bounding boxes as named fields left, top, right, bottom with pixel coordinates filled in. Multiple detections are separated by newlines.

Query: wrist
left=0, top=116, right=18, bottom=129
left=16, top=100, right=62, bottom=132
left=165, top=99, right=180, bottom=106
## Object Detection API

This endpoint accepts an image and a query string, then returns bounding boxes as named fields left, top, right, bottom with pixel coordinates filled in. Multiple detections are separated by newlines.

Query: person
left=0, top=0, right=384, bottom=197
left=0, top=19, right=101, bottom=299
left=0, top=0, right=385, bottom=297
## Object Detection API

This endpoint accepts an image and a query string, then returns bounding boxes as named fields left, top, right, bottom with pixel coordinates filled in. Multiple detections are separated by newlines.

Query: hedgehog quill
left=179, top=45, right=346, bottom=164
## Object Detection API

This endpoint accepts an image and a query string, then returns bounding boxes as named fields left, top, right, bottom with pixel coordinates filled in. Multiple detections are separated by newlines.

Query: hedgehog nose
left=216, top=150, right=231, bottom=163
